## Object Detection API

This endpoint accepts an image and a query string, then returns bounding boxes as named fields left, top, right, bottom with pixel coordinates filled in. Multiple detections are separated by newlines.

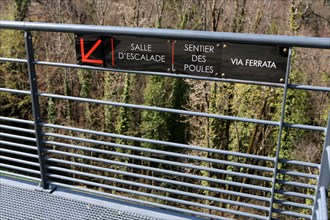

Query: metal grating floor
left=0, top=176, right=199, bottom=220
left=0, top=184, right=161, bottom=220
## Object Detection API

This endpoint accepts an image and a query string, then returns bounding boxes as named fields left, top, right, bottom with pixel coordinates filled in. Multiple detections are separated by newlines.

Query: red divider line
left=80, top=38, right=85, bottom=59
left=111, top=37, right=115, bottom=67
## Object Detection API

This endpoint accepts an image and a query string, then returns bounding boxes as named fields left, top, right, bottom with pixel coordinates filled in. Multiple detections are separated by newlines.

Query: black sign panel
left=75, top=34, right=105, bottom=67
left=75, top=34, right=289, bottom=83
left=220, top=43, right=288, bottom=83
left=104, top=36, right=172, bottom=72
left=174, top=41, right=221, bottom=77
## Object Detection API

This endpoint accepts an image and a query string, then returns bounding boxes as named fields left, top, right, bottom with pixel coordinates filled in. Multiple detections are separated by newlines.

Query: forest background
left=0, top=0, right=329, bottom=219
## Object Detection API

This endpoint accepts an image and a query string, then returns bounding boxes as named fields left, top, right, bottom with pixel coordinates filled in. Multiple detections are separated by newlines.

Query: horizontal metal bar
left=288, top=84, right=330, bottom=92
left=0, top=140, right=37, bottom=151
left=274, top=189, right=315, bottom=200
left=39, top=92, right=279, bottom=126
left=278, top=159, right=320, bottom=169
left=47, top=157, right=271, bottom=202
left=0, top=57, right=283, bottom=87
left=0, top=57, right=27, bottom=63
left=0, top=87, right=31, bottom=95
left=48, top=173, right=268, bottom=219
left=2, top=58, right=330, bottom=93
left=46, top=149, right=272, bottom=192
left=51, top=137, right=274, bottom=172
left=1, top=20, right=329, bottom=48
left=0, top=163, right=40, bottom=175
left=0, top=148, right=38, bottom=158
left=47, top=165, right=269, bottom=212
left=41, top=122, right=275, bottom=162
left=43, top=134, right=273, bottom=182
left=36, top=60, right=284, bottom=87
left=0, top=124, right=35, bottom=134
left=49, top=181, right=231, bottom=220
left=46, top=144, right=271, bottom=189
left=33, top=60, right=330, bottom=90
left=273, top=199, right=313, bottom=209
left=0, top=132, right=36, bottom=142
left=0, top=170, right=41, bottom=182
left=0, top=93, right=326, bottom=135
left=283, top=122, right=326, bottom=132
left=272, top=209, right=311, bottom=219
left=0, top=94, right=326, bottom=135
left=277, top=169, right=317, bottom=179
left=39, top=92, right=327, bottom=131
left=0, top=116, right=34, bottom=125
left=44, top=135, right=274, bottom=173
left=276, top=179, right=317, bottom=189
left=48, top=138, right=274, bottom=172
left=0, top=156, right=40, bottom=167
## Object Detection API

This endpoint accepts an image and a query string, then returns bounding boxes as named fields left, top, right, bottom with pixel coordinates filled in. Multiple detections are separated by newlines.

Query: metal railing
left=0, top=21, right=329, bottom=220
left=313, top=117, right=330, bottom=220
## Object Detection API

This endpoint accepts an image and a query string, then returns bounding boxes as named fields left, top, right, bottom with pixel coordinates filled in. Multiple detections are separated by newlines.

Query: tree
left=0, top=0, right=31, bottom=120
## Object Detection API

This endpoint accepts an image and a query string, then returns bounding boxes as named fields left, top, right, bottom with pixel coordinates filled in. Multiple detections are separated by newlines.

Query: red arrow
left=80, top=38, right=103, bottom=64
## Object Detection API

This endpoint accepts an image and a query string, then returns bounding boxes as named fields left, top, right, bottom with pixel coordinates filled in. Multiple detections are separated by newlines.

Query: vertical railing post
left=25, top=31, right=49, bottom=190
left=312, top=113, right=330, bottom=219
left=268, top=48, right=292, bottom=219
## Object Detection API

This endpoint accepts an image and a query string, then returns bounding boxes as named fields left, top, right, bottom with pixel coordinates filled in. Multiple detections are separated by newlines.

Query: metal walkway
left=0, top=175, right=199, bottom=220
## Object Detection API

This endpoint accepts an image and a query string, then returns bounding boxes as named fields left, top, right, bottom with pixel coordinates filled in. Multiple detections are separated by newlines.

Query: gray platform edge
left=0, top=175, right=203, bottom=220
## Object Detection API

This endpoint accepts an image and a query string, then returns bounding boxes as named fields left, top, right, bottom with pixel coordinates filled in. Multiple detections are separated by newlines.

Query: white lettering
left=244, top=59, right=277, bottom=68
left=118, top=52, right=124, bottom=59
left=192, top=55, right=206, bottom=63
left=118, top=52, right=165, bottom=62
left=184, top=44, right=215, bottom=53
left=231, top=58, right=243, bottom=66
left=183, top=64, right=213, bottom=74
left=270, top=62, right=276, bottom=68
left=130, top=43, right=152, bottom=51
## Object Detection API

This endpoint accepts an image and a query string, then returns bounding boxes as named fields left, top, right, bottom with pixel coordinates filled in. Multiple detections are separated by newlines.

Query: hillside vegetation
left=0, top=0, right=329, bottom=219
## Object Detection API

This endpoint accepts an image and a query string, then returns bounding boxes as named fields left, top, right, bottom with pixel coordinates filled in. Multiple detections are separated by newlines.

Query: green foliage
left=78, top=69, right=92, bottom=98
left=208, top=82, right=226, bottom=149
left=62, top=70, right=73, bottom=123
left=167, top=78, right=188, bottom=144
left=141, top=76, right=188, bottom=150
left=1, top=0, right=329, bottom=216
left=47, top=98, right=56, bottom=123
left=279, top=69, right=310, bottom=161
left=232, top=0, right=247, bottom=32
left=115, top=73, right=132, bottom=144
left=289, top=0, right=303, bottom=34
left=268, top=20, right=279, bottom=35
left=103, top=72, right=113, bottom=132
left=141, top=76, right=170, bottom=148
left=0, top=3, right=31, bottom=120
left=77, top=69, right=94, bottom=129
left=14, top=0, right=30, bottom=21
left=113, top=73, right=132, bottom=180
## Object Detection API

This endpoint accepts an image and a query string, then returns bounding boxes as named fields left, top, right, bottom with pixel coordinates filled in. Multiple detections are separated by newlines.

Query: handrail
left=1, top=20, right=330, bottom=48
